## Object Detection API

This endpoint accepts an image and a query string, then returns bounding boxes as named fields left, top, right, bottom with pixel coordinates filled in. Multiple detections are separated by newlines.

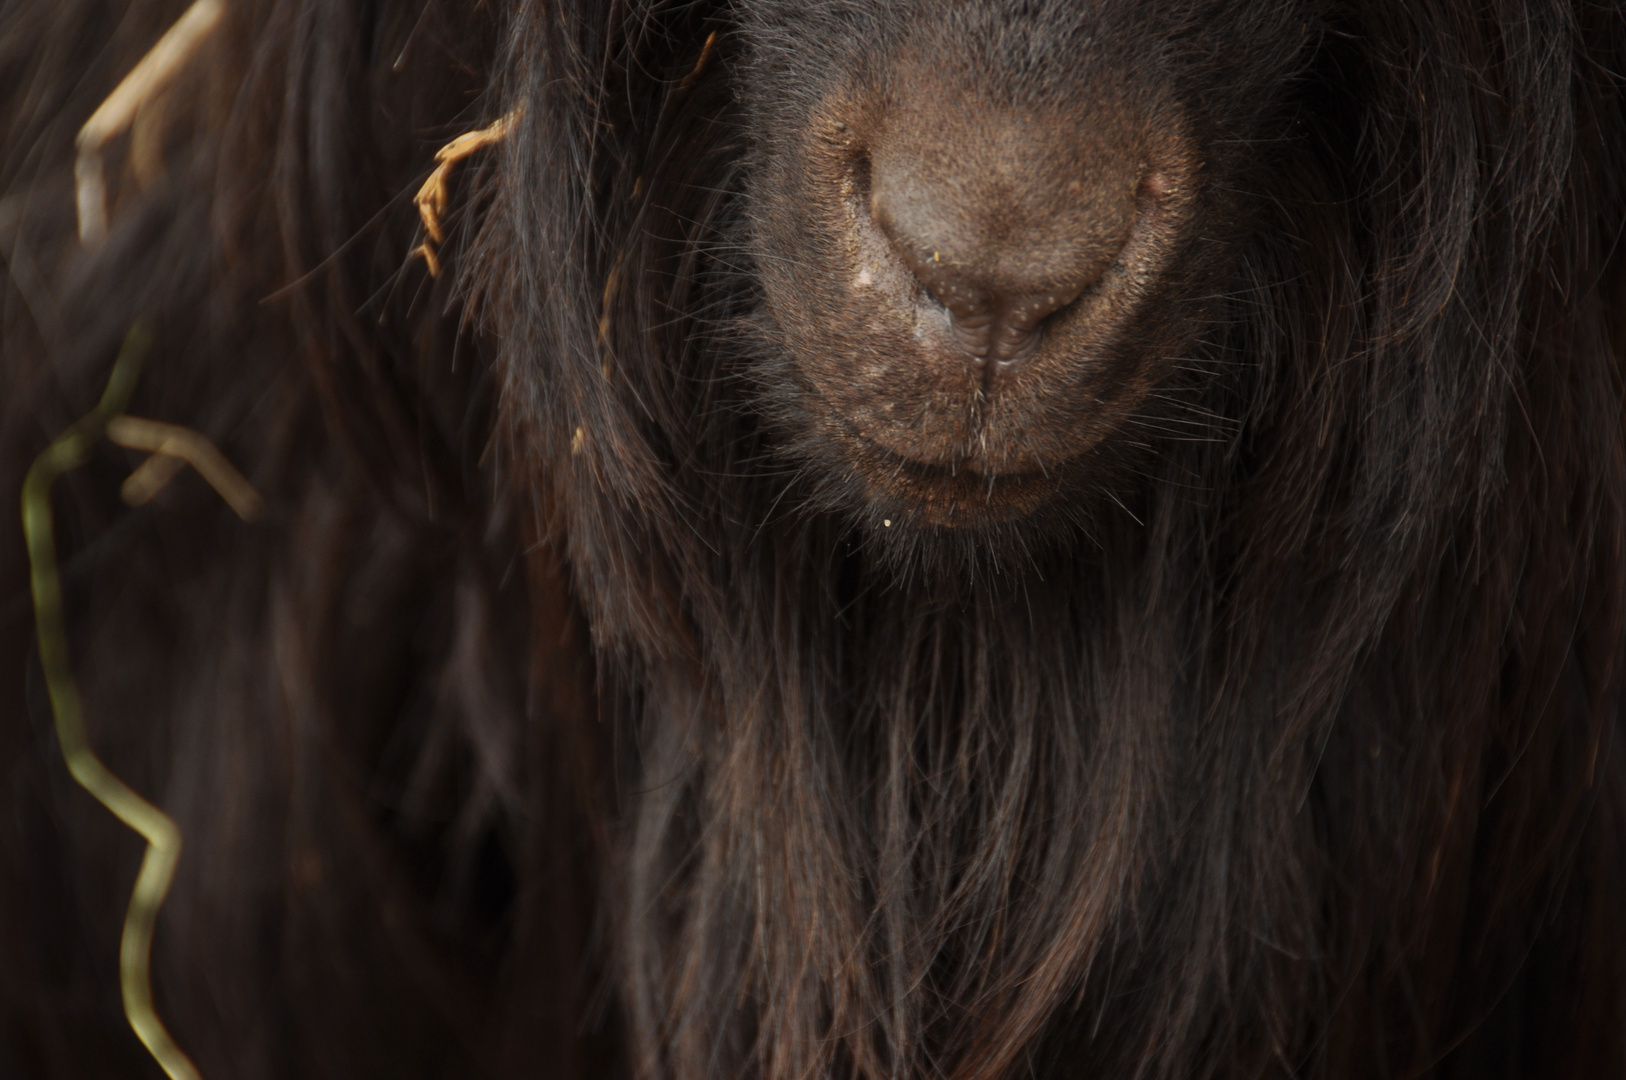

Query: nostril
left=848, top=149, right=873, bottom=201
left=888, top=242, right=1091, bottom=365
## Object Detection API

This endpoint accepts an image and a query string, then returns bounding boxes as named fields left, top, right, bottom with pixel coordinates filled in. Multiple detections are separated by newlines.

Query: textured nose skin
left=868, top=108, right=1140, bottom=367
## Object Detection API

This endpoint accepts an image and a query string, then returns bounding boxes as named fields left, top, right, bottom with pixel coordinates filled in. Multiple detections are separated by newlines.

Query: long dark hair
left=3, top=2, right=1625, bottom=1079
left=4, top=2, right=605, bottom=1076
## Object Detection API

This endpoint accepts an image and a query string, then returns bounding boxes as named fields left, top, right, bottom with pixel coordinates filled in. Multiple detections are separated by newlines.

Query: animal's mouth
left=841, top=426, right=1078, bottom=528
left=805, top=162, right=1192, bottom=502
left=748, top=59, right=1201, bottom=526
left=834, top=163, right=1183, bottom=470
left=846, top=421, right=1053, bottom=484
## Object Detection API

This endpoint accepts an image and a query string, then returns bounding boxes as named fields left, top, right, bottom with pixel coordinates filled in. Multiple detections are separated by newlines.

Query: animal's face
left=738, top=1, right=1312, bottom=532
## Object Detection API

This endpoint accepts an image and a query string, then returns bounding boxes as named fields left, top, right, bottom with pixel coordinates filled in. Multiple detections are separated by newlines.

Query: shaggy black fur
left=3, top=2, right=1625, bottom=1078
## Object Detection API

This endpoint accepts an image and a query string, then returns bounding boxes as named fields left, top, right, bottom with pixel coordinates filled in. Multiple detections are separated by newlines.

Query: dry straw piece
left=50, top=12, right=268, bottom=1069
left=75, top=0, right=224, bottom=246
left=52, top=6, right=264, bottom=1077
left=412, top=109, right=519, bottom=276
left=107, top=415, right=265, bottom=520
left=24, top=327, right=264, bottom=1080
left=680, top=30, right=718, bottom=89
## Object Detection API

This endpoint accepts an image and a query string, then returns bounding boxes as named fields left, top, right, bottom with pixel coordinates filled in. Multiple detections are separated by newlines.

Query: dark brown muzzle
left=747, top=38, right=1200, bottom=523
left=866, top=93, right=1147, bottom=378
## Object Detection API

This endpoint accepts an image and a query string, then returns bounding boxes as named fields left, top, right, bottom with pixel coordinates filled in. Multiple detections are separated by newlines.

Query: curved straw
left=75, top=0, right=224, bottom=245
left=411, top=108, right=519, bottom=276
left=21, top=324, right=202, bottom=1080
left=106, top=415, right=265, bottom=521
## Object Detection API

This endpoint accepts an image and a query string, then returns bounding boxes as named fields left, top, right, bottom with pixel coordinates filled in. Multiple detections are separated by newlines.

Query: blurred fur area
left=1, top=2, right=607, bottom=1077
left=2, top=2, right=1626, bottom=1079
